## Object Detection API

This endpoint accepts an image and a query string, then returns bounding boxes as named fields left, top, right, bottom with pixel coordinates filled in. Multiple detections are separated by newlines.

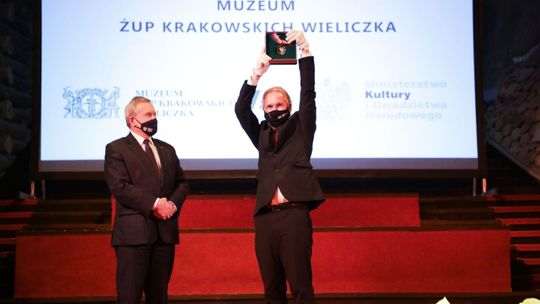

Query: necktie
left=143, top=139, right=161, bottom=175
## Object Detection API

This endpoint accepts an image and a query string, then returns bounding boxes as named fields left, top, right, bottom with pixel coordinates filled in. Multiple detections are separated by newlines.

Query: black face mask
left=264, top=110, right=290, bottom=127
left=135, top=118, right=158, bottom=136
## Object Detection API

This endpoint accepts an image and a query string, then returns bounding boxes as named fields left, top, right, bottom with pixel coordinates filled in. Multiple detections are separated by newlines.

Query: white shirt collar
left=131, top=131, right=152, bottom=146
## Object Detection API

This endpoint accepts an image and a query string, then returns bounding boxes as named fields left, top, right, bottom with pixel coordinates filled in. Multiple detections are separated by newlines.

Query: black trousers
left=254, top=205, right=315, bottom=304
left=115, top=240, right=175, bottom=304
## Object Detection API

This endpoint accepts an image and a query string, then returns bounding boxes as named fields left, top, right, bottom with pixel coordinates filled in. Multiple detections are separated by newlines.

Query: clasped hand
left=153, top=197, right=177, bottom=220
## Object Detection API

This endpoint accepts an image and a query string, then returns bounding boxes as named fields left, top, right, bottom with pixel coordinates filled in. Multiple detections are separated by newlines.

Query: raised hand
left=255, top=48, right=271, bottom=76
left=286, top=30, right=310, bottom=57
left=249, top=48, right=271, bottom=85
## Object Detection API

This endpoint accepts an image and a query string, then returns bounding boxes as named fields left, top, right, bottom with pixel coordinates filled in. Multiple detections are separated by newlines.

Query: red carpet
left=15, top=194, right=509, bottom=300
left=15, top=228, right=510, bottom=299
left=178, top=194, right=420, bottom=229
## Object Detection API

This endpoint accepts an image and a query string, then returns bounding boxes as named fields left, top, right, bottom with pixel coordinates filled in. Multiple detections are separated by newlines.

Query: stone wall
left=0, top=0, right=34, bottom=195
left=481, top=0, right=540, bottom=181
left=485, top=43, right=540, bottom=179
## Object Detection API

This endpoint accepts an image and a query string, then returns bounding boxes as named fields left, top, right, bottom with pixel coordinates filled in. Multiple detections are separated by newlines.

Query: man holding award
left=235, top=30, right=325, bottom=303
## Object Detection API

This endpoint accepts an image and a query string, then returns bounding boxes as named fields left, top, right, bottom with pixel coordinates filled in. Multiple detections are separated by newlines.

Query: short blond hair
left=263, top=87, right=291, bottom=111
left=124, top=96, right=151, bottom=128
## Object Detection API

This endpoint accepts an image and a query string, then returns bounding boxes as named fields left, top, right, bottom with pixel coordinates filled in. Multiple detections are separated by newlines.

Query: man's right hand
left=153, top=197, right=176, bottom=220
left=249, top=48, right=271, bottom=85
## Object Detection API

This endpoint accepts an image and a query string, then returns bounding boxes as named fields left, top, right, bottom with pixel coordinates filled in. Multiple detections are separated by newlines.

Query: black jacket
left=105, top=133, right=188, bottom=246
left=235, top=56, right=325, bottom=216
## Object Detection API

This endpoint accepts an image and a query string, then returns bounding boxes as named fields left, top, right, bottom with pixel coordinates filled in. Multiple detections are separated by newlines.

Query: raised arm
left=234, top=49, right=271, bottom=148
left=287, top=31, right=317, bottom=154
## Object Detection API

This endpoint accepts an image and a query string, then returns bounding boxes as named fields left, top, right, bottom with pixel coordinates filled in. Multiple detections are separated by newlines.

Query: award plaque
left=266, top=32, right=297, bottom=65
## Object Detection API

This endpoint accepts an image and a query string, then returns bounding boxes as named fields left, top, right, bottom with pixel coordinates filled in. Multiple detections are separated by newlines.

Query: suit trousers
left=115, top=240, right=175, bottom=304
left=254, top=205, right=315, bottom=304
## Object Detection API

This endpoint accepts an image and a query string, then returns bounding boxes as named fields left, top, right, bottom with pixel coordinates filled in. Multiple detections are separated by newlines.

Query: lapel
left=262, top=123, right=275, bottom=152
left=150, top=138, right=167, bottom=185
left=275, top=116, right=296, bottom=151
left=153, top=139, right=166, bottom=170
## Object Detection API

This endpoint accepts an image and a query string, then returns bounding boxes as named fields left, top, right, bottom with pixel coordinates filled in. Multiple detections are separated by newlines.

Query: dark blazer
left=104, top=133, right=188, bottom=246
left=235, top=56, right=325, bottom=216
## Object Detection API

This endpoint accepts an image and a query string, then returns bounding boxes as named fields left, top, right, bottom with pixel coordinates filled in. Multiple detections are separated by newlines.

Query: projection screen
left=37, top=0, right=484, bottom=177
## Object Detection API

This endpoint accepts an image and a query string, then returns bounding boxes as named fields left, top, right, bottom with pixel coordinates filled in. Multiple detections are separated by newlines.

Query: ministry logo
left=63, top=87, right=120, bottom=119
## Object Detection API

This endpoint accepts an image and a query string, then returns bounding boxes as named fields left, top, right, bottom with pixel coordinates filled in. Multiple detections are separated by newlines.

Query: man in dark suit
left=104, top=96, right=188, bottom=304
left=235, top=31, right=325, bottom=304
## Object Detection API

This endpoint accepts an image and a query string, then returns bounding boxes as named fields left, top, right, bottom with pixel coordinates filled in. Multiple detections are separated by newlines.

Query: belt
left=264, top=202, right=307, bottom=213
